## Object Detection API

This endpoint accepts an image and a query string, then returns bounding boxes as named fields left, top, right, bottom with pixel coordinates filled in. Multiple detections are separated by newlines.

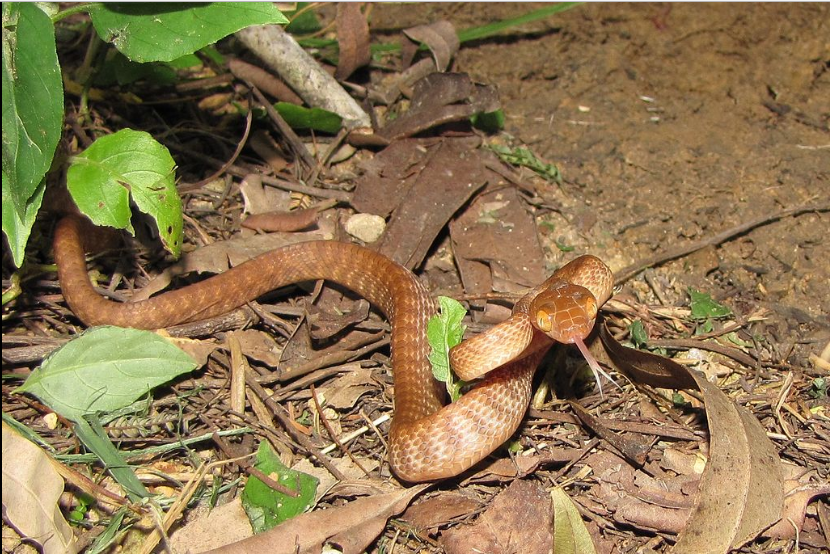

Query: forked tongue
left=572, top=337, right=622, bottom=399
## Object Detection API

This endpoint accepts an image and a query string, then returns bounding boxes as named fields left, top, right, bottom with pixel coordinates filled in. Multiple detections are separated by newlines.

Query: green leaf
left=427, top=296, right=467, bottom=400
left=16, top=326, right=197, bottom=422
left=2, top=3, right=63, bottom=267
left=241, top=442, right=318, bottom=534
left=688, top=288, right=732, bottom=320
left=810, top=378, right=827, bottom=399
left=488, top=144, right=562, bottom=183
left=551, top=487, right=596, bottom=554
left=2, top=178, right=45, bottom=268
left=94, top=51, right=178, bottom=87
left=66, top=129, right=183, bottom=257
left=88, top=3, right=288, bottom=63
left=274, top=102, right=342, bottom=134
left=471, top=109, right=505, bottom=133
left=73, top=416, right=149, bottom=502
left=723, top=330, right=752, bottom=348
left=629, top=320, right=648, bottom=349
left=284, top=2, right=322, bottom=35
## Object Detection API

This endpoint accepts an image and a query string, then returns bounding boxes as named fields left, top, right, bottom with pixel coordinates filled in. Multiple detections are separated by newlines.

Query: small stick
left=614, top=203, right=829, bottom=284
left=310, top=384, right=372, bottom=477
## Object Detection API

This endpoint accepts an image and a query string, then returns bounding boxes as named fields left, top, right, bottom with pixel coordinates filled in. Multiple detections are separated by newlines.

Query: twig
left=646, top=337, right=759, bottom=368
left=166, top=142, right=352, bottom=203
left=244, top=369, right=347, bottom=481
left=178, top=110, right=253, bottom=192
left=310, top=385, right=372, bottom=477
left=614, top=203, right=830, bottom=284
left=321, top=413, right=392, bottom=455
left=250, top=85, right=317, bottom=171
left=235, top=24, right=371, bottom=129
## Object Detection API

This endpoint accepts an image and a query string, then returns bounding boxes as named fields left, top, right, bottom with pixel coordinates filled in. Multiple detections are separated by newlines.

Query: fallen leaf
left=169, top=497, right=252, bottom=553
left=227, top=329, right=281, bottom=368
left=291, top=458, right=380, bottom=502
left=377, top=73, right=500, bottom=142
left=239, top=173, right=290, bottom=216
left=440, top=480, right=552, bottom=553
left=241, top=206, right=321, bottom=232
left=2, top=423, right=78, bottom=554
left=366, top=137, right=506, bottom=270
left=208, top=485, right=428, bottom=553
left=600, top=324, right=784, bottom=552
left=401, top=492, right=483, bottom=530
left=316, top=365, right=376, bottom=409
left=763, top=462, right=830, bottom=540
left=551, top=487, right=596, bottom=554
left=335, top=3, right=370, bottom=80
left=403, top=20, right=459, bottom=72
left=450, top=186, right=548, bottom=307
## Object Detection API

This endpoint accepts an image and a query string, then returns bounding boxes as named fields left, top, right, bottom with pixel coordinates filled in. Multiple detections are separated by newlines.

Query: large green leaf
left=1, top=3, right=63, bottom=266
left=17, top=326, right=197, bottom=422
left=66, top=129, right=183, bottom=257
left=88, top=3, right=288, bottom=63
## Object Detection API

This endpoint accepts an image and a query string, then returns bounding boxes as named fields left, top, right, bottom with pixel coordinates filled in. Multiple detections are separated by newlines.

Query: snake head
left=530, top=284, right=598, bottom=344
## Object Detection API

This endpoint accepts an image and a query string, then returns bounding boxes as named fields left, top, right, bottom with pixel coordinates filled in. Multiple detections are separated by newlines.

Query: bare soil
left=373, top=2, right=829, bottom=353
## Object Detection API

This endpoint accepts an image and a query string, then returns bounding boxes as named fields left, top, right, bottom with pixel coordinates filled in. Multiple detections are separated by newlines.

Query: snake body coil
left=54, top=214, right=613, bottom=481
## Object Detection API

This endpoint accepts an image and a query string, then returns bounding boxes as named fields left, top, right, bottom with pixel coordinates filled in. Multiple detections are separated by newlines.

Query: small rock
left=345, top=213, right=386, bottom=243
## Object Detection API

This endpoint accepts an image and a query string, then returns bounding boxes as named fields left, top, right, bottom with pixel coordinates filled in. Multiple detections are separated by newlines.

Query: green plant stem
left=301, top=3, right=583, bottom=54
left=457, top=3, right=582, bottom=43
left=53, top=2, right=95, bottom=23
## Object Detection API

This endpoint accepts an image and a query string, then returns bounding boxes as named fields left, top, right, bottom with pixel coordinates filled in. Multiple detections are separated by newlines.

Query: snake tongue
left=572, top=337, right=621, bottom=399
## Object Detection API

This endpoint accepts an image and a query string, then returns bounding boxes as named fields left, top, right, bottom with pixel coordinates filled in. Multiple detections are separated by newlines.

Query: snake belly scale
left=53, top=214, right=613, bottom=482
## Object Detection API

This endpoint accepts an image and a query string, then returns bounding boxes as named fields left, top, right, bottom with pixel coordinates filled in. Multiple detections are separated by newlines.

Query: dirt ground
left=372, top=2, right=829, bottom=352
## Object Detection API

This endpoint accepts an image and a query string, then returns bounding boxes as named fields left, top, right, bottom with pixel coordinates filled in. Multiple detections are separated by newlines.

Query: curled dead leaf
left=599, top=323, right=784, bottom=552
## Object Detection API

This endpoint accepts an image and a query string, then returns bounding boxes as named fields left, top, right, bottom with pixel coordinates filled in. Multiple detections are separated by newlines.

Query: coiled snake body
left=54, top=214, right=613, bottom=482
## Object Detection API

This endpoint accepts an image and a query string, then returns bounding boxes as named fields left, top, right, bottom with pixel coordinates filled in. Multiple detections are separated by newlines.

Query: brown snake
left=53, top=214, right=613, bottom=482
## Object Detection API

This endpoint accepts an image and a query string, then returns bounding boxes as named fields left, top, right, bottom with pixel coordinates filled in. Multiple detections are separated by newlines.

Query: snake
left=53, top=213, right=614, bottom=482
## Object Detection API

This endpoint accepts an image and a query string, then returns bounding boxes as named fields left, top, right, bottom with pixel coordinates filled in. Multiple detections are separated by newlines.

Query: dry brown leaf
left=763, top=462, right=830, bottom=540
left=440, top=480, right=552, bottom=553
left=335, top=3, right=371, bottom=80
left=169, top=497, right=252, bottom=553
left=401, top=493, right=483, bottom=530
left=247, top=131, right=290, bottom=174
left=402, top=20, right=459, bottom=72
left=208, top=484, right=428, bottom=553
left=164, top=335, right=218, bottom=367
left=377, top=73, right=499, bottom=142
left=371, top=137, right=505, bottom=270
left=239, top=173, right=291, bottom=216
left=600, top=324, right=784, bottom=552
left=316, top=365, right=376, bottom=409
left=241, top=206, right=322, bottom=232
left=2, top=423, right=77, bottom=554
left=291, top=459, right=381, bottom=502
left=229, top=329, right=282, bottom=368
left=451, top=186, right=548, bottom=301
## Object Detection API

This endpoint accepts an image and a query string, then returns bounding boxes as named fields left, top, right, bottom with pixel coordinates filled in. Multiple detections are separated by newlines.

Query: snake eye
left=585, top=297, right=598, bottom=319
left=536, top=311, right=552, bottom=332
